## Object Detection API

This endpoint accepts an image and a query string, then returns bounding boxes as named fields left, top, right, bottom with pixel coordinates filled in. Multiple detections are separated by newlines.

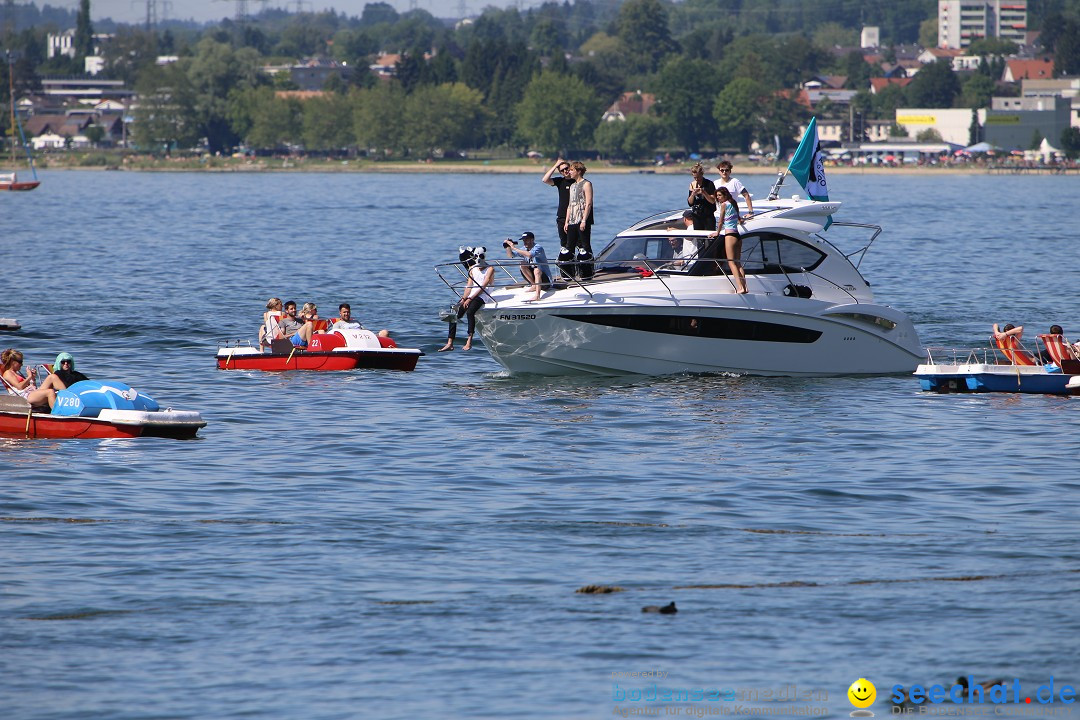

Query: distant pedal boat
left=216, top=328, right=422, bottom=372
left=915, top=340, right=1080, bottom=396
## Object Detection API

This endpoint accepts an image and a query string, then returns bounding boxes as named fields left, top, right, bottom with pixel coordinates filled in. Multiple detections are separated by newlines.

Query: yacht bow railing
left=434, top=256, right=861, bottom=305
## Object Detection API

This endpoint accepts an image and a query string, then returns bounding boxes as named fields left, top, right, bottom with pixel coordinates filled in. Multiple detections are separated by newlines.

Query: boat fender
left=782, top=284, right=813, bottom=299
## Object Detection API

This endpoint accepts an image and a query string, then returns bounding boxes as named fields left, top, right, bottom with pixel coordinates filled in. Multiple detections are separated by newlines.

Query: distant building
left=938, top=0, right=1027, bottom=50
left=262, top=58, right=351, bottom=91
left=40, top=77, right=132, bottom=102
left=1021, top=76, right=1080, bottom=127
left=601, top=91, right=656, bottom=122
left=1002, top=58, right=1054, bottom=83
left=47, top=30, right=75, bottom=59
left=895, top=107, right=981, bottom=145
left=861, top=26, right=880, bottom=49
left=870, top=78, right=913, bottom=94
left=983, top=96, right=1072, bottom=148
left=48, top=31, right=113, bottom=60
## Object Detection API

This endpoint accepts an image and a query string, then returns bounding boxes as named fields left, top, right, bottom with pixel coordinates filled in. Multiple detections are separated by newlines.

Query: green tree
left=966, top=37, right=1019, bottom=57
left=132, top=64, right=199, bottom=153
left=186, top=39, right=264, bottom=153
left=621, top=114, right=664, bottom=161
left=968, top=109, right=980, bottom=145
left=593, top=119, right=627, bottom=160
left=84, top=124, right=105, bottom=146
left=516, top=71, right=602, bottom=154
left=813, top=22, right=857, bottom=48
left=74, top=0, right=93, bottom=61
left=229, top=86, right=302, bottom=150
left=1060, top=126, right=1080, bottom=159
left=1030, top=128, right=1044, bottom=150
left=302, top=92, right=355, bottom=151
left=1053, top=18, right=1080, bottom=76
left=655, top=56, right=722, bottom=153
left=102, top=27, right=158, bottom=86
left=905, top=59, right=960, bottom=108
left=960, top=74, right=996, bottom=108
left=919, top=18, right=938, bottom=49
left=403, top=83, right=487, bottom=155
left=916, top=127, right=942, bottom=141
left=616, top=0, right=680, bottom=74
left=713, top=77, right=765, bottom=151
left=354, top=83, right=407, bottom=154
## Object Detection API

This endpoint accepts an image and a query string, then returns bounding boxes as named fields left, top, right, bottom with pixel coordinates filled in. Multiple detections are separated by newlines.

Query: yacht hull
left=477, top=304, right=922, bottom=376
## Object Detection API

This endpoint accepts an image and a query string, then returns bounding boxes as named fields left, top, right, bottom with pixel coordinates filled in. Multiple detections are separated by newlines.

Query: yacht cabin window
left=740, top=233, right=825, bottom=273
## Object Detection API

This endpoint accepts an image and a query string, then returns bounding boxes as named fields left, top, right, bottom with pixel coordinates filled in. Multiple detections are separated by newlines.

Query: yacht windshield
left=596, top=234, right=705, bottom=272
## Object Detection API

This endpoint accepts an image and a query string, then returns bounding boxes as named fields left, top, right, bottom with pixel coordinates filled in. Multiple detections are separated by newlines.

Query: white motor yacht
left=436, top=196, right=922, bottom=376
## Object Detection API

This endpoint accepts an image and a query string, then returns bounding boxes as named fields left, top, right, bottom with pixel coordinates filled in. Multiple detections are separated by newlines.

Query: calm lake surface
left=1, top=169, right=1078, bottom=720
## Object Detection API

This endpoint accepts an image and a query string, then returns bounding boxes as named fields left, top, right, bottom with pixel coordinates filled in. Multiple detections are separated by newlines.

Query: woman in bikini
left=2, top=348, right=67, bottom=410
left=711, top=187, right=748, bottom=294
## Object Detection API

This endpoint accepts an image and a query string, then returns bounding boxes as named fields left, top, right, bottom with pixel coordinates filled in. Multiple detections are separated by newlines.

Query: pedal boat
left=0, top=317, right=21, bottom=331
left=916, top=334, right=1080, bottom=396
left=216, top=328, right=422, bottom=372
left=0, top=380, right=206, bottom=439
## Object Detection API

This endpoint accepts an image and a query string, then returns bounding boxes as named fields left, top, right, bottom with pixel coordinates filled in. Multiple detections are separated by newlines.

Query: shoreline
left=40, top=159, right=1079, bottom=176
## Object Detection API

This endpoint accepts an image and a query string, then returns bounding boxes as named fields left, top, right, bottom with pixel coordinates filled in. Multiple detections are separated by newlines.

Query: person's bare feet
left=462, top=339, right=473, bottom=351
left=438, top=341, right=454, bottom=352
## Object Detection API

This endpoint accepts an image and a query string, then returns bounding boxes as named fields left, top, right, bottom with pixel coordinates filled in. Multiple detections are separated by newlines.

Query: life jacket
left=261, top=311, right=282, bottom=344
left=309, top=318, right=330, bottom=333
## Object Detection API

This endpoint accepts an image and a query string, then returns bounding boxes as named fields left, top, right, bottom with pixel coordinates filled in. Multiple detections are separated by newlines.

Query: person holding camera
left=686, top=162, right=717, bottom=231
left=504, top=232, right=553, bottom=302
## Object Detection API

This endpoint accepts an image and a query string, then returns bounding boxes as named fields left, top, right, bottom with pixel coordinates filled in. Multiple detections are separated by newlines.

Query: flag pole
left=767, top=169, right=787, bottom=200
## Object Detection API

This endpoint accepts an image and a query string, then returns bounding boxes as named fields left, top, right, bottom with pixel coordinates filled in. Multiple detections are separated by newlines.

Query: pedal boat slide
left=1, top=380, right=206, bottom=440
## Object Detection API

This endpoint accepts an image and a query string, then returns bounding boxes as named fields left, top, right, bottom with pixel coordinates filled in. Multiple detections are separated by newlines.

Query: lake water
left=2, top=169, right=1079, bottom=720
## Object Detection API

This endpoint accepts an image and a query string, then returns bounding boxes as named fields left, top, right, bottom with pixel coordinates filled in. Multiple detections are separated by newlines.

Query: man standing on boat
left=541, top=158, right=573, bottom=247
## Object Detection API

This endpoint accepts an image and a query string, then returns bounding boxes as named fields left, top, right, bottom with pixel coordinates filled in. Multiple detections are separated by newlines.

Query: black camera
left=504, top=238, right=517, bottom=247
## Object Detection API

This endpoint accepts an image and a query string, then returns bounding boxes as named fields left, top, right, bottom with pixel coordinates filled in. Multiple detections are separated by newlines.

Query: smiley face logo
left=848, top=678, right=876, bottom=709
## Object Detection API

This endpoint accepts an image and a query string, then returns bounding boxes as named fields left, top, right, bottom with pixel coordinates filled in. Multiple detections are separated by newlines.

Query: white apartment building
left=938, top=0, right=1027, bottom=49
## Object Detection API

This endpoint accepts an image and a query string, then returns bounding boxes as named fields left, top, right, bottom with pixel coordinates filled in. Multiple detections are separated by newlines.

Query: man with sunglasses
left=541, top=157, right=574, bottom=247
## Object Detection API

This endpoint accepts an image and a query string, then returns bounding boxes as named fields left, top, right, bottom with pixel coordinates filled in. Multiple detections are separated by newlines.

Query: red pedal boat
left=216, top=329, right=422, bottom=372
left=1, top=380, right=206, bottom=440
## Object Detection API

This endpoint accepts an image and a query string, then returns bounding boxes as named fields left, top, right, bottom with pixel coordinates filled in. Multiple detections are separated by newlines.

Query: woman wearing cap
left=53, top=352, right=89, bottom=387
left=1, top=348, right=66, bottom=410
left=439, top=247, right=494, bottom=352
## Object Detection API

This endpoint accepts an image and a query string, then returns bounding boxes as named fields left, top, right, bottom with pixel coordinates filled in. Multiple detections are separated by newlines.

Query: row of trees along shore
left=2, top=0, right=1080, bottom=158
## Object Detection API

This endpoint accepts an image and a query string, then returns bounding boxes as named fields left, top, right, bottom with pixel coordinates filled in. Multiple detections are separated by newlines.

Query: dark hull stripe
left=551, top=314, right=822, bottom=343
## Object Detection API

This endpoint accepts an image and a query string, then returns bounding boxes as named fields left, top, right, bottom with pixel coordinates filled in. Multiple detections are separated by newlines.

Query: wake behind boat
left=437, top=196, right=922, bottom=377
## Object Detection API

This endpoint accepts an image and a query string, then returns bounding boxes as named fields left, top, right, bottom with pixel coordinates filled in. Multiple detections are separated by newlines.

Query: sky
left=88, top=0, right=492, bottom=24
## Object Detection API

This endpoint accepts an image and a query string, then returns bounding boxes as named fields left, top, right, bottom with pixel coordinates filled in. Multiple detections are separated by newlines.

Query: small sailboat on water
left=2, top=52, right=40, bottom=192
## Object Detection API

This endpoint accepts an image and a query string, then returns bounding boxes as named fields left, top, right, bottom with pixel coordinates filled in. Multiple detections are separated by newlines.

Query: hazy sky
left=89, top=0, right=484, bottom=24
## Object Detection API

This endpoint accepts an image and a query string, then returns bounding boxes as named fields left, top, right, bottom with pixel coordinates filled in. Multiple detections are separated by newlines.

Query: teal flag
left=787, top=117, right=829, bottom=202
